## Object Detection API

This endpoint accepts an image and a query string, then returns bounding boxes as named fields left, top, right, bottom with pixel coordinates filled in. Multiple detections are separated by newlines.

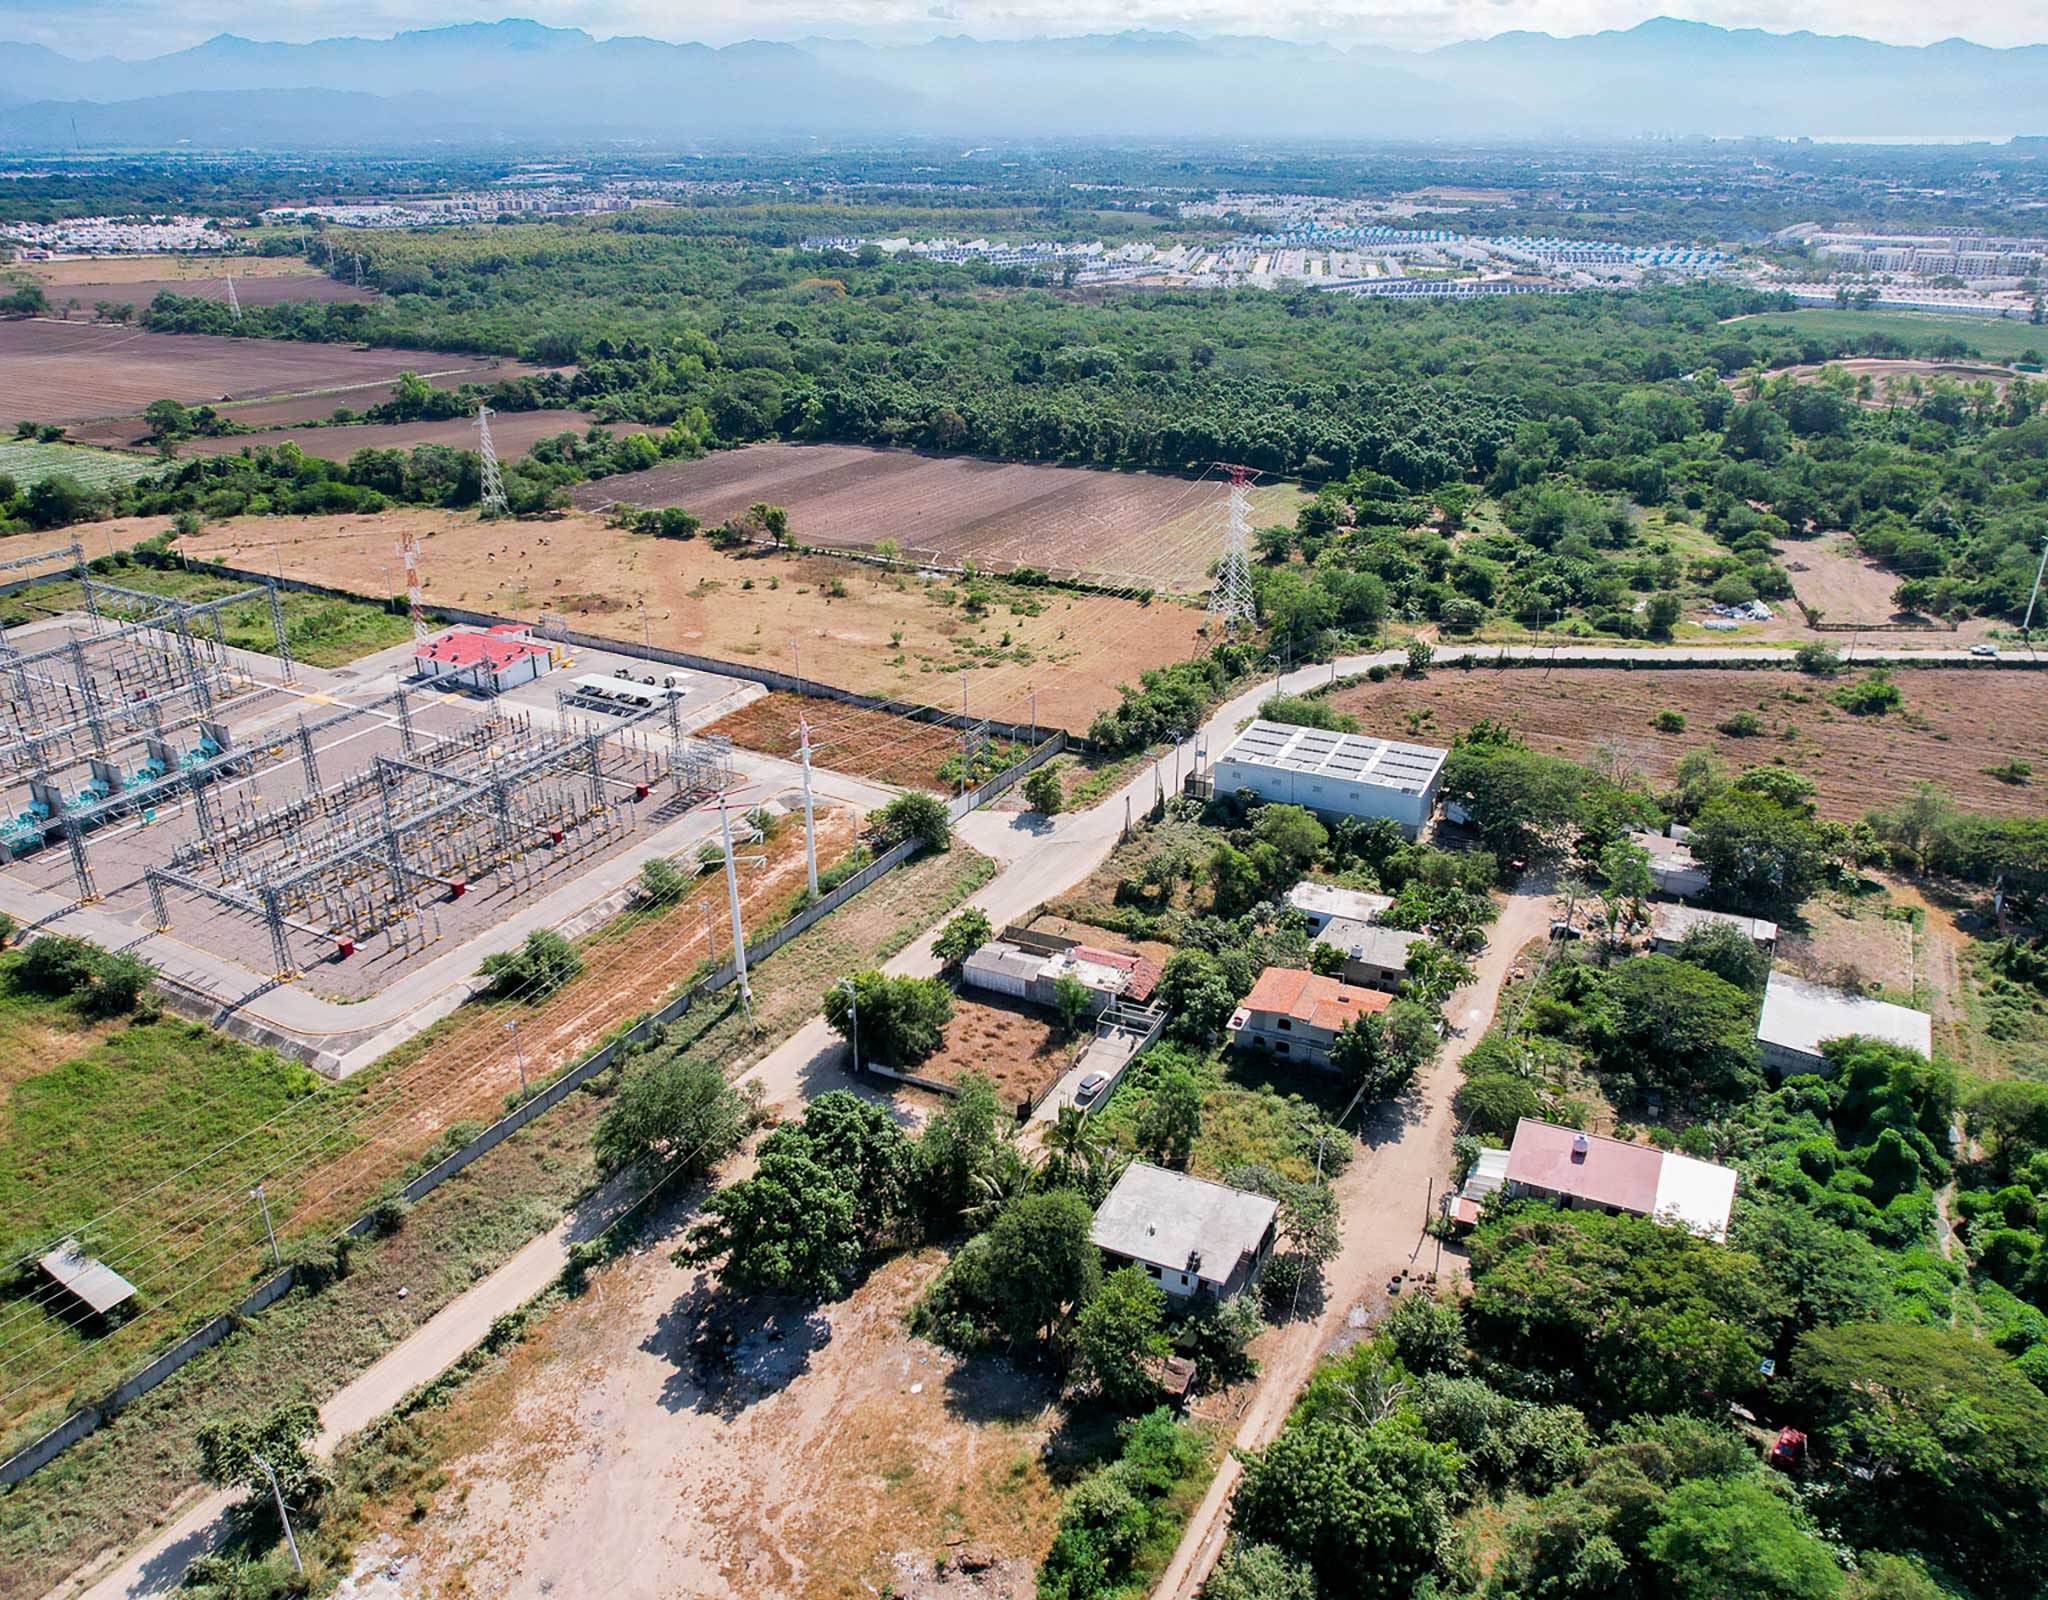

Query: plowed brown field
left=570, top=441, right=1307, bottom=592
left=1327, top=665, right=2048, bottom=820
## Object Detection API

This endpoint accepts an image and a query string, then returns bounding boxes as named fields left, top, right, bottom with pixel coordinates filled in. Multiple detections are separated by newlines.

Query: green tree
left=1675, top=919, right=1772, bottom=992
left=931, top=906, right=993, bottom=969
left=915, top=1070, right=1003, bottom=1228
left=1051, top=973, right=1095, bottom=1036
left=956, top=1189, right=1101, bottom=1346
left=1136, top=1067, right=1204, bottom=1168
left=593, top=1054, right=751, bottom=1182
left=1156, top=948, right=1241, bottom=1043
left=1406, top=636, right=1435, bottom=675
left=1076, top=1265, right=1172, bottom=1409
left=196, top=1402, right=324, bottom=1508
left=1644, top=1478, right=1841, bottom=1600
left=1232, top=1418, right=1461, bottom=1600
left=1203, top=1542, right=1318, bottom=1600
left=678, top=1141, right=859, bottom=1297
left=476, top=928, right=584, bottom=1002
left=874, top=790, right=951, bottom=850
left=142, top=398, right=194, bottom=441
left=823, top=969, right=954, bottom=1068
left=638, top=855, right=690, bottom=905
left=1586, top=954, right=1762, bottom=1106
left=1022, top=762, right=1065, bottom=815
left=1690, top=789, right=1828, bottom=903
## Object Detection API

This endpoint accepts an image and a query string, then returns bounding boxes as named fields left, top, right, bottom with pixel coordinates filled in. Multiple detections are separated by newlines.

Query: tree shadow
left=939, top=1349, right=1057, bottom=1426
left=644, top=1280, right=832, bottom=1420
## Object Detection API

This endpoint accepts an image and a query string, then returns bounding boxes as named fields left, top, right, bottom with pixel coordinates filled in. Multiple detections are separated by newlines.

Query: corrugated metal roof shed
left=39, top=1240, right=136, bottom=1317
left=1216, top=720, right=1448, bottom=797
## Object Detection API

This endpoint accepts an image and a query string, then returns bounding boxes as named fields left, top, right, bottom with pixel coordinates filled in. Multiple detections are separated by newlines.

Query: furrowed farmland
left=570, top=440, right=1308, bottom=591
left=0, top=320, right=507, bottom=428
left=176, top=507, right=1208, bottom=731
left=1328, top=664, right=2048, bottom=819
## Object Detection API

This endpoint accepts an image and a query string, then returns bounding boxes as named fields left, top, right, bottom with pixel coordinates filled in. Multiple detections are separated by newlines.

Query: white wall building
left=1757, top=972, right=1932, bottom=1077
left=1211, top=720, right=1446, bottom=834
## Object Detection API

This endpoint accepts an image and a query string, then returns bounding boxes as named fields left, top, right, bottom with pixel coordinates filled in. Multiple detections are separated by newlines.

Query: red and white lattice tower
left=1207, top=462, right=1259, bottom=635
left=397, top=531, right=428, bottom=643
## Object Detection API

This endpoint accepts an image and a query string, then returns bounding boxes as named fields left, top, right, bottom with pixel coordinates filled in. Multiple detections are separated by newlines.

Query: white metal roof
left=1652, top=1151, right=1741, bottom=1243
left=1218, top=720, right=1447, bottom=797
left=1090, top=1163, right=1278, bottom=1287
left=1652, top=903, right=1780, bottom=945
left=39, top=1240, right=136, bottom=1316
left=1286, top=881, right=1394, bottom=925
left=1758, top=971, right=1932, bottom=1061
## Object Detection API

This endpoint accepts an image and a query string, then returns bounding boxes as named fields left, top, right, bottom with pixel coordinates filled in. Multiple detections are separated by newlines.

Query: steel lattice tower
left=397, top=531, right=429, bottom=644
left=224, top=276, right=241, bottom=323
left=1207, top=463, right=1259, bottom=635
left=475, top=404, right=509, bottom=518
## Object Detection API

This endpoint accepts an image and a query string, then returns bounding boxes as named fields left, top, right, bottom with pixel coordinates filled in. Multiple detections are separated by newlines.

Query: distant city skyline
left=2, top=3, right=2045, bottom=58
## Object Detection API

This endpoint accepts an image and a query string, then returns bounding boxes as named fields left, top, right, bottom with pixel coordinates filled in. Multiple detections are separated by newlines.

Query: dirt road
left=1150, top=879, right=1558, bottom=1600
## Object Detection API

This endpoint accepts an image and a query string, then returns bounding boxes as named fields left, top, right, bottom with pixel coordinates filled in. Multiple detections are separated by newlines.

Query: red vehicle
left=1769, top=1427, right=1808, bottom=1472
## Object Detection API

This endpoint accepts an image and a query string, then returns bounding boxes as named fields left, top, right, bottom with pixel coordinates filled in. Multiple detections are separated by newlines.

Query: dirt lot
left=38, top=276, right=373, bottom=310
left=0, top=319, right=503, bottom=427
left=176, top=508, right=1206, bottom=732
left=570, top=441, right=1307, bottom=592
left=1327, top=665, right=2048, bottom=820
left=19, top=254, right=328, bottom=286
left=704, top=690, right=1002, bottom=793
left=172, top=410, right=649, bottom=462
left=341, top=1243, right=1068, bottom=1600
left=918, top=992, right=1074, bottom=1109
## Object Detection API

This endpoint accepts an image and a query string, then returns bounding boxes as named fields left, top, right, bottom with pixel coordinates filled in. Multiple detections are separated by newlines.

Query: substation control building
left=1211, top=720, right=1447, bottom=833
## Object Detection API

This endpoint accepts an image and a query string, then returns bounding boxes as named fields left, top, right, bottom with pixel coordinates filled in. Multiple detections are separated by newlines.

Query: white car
left=1075, top=1072, right=1108, bottom=1102
left=1970, top=644, right=2000, bottom=658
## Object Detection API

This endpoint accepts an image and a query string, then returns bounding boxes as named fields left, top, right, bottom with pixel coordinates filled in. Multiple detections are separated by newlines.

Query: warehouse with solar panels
left=1209, top=720, right=1447, bottom=834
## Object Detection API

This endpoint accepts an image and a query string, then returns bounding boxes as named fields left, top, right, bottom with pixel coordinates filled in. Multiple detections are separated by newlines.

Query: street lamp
left=505, top=1019, right=528, bottom=1096
left=250, top=1454, right=304, bottom=1576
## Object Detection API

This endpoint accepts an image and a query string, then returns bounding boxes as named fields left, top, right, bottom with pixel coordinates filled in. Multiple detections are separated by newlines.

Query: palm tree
left=967, top=1142, right=1035, bottom=1231
left=1044, top=1104, right=1103, bottom=1172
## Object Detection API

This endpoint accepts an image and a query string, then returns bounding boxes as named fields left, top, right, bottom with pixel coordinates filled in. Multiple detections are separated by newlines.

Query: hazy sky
left=1, top=0, right=2044, bottom=55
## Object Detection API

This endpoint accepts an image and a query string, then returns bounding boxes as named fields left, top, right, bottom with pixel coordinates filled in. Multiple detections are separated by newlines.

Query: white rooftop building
left=1285, top=881, right=1394, bottom=932
left=1090, top=1163, right=1280, bottom=1301
left=1757, top=971, right=1932, bottom=1077
left=1212, top=720, right=1447, bottom=834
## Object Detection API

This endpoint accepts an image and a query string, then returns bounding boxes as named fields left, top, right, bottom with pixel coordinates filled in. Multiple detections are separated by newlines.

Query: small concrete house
left=1226, top=966, right=1391, bottom=1069
left=1756, top=971, right=1931, bottom=1077
left=1090, top=1163, right=1280, bottom=1302
left=414, top=627, right=553, bottom=694
left=1285, top=881, right=1394, bottom=934
left=960, top=939, right=1133, bottom=1020
left=1629, top=830, right=1709, bottom=898
left=1650, top=903, right=1779, bottom=955
left=1313, top=918, right=1418, bottom=993
left=1504, top=1118, right=1739, bottom=1242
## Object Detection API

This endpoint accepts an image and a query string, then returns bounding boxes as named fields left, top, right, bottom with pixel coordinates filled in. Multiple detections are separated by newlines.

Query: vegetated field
left=1326, top=665, right=2048, bottom=820
left=704, top=690, right=1021, bottom=793
left=19, top=254, right=329, bottom=286
left=1, top=564, right=416, bottom=668
left=1762, top=357, right=2018, bottom=403
left=175, top=508, right=1208, bottom=732
left=918, top=992, right=1073, bottom=1110
left=1727, top=307, right=2048, bottom=362
left=175, top=409, right=650, bottom=463
left=33, top=276, right=373, bottom=311
left=0, top=439, right=159, bottom=491
left=569, top=441, right=1309, bottom=592
left=0, top=319, right=505, bottom=428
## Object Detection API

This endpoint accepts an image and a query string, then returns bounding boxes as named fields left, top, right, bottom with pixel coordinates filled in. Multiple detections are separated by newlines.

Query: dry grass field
left=174, top=508, right=1206, bottom=731
left=0, top=319, right=503, bottom=427
left=571, top=441, right=1307, bottom=592
left=173, top=410, right=650, bottom=462
left=1328, top=665, right=2047, bottom=820
left=917, top=993, right=1074, bottom=1110
left=19, top=254, right=328, bottom=286
left=703, top=691, right=1014, bottom=792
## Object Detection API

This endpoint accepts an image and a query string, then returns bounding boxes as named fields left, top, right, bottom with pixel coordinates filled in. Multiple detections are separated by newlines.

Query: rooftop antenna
left=397, top=531, right=429, bottom=644
left=475, top=404, right=509, bottom=518
left=223, top=275, right=241, bottom=324
left=1207, top=462, right=1259, bottom=637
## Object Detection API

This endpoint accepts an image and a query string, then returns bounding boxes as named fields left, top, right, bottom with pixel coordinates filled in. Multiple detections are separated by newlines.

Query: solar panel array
left=1218, top=720, right=1447, bottom=796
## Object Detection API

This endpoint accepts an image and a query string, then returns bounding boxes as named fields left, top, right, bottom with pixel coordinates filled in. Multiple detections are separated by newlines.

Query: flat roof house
left=1226, top=966, right=1391, bottom=1069
left=1651, top=903, right=1779, bottom=954
left=1313, top=918, right=1419, bottom=993
left=414, top=628, right=554, bottom=695
left=1629, top=830, right=1709, bottom=899
left=1285, top=881, right=1394, bottom=934
left=1504, top=1118, right=1739, bottom=1242
left=960, top=939, right=1132, bottom=1019
left=1090, top=1162, right=1280, bottom=1302
left=1757, top=971, right=1931, bottom=1077
left=1212, top=720, right=1447, bottom=834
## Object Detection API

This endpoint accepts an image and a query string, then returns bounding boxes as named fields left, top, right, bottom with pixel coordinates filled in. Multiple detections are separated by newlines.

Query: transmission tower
left=223, top=276, right=241, bottom=323
left=397, top=531, right=429, bottom=644
left=475, top=404, right=509, bottom=518
left=1207, top=463, right=1259, bottom=635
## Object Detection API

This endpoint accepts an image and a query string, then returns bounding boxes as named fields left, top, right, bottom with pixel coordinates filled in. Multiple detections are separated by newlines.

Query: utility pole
left=958, top=670, right=969, bottom=797
left=835, top=976, right=860, bottom=1072
left=251, top=1456, right=304, bottom=1576
left=251, top=1183, right=281, bottom=1268
left=504, top=1019, right=528, bottom=1096
left=796, top=716, right=819, bottom=898
left=2024, top=535, right=2048, bottom=640
left=717, top=792, right=750, bottom=1012
left=638, top=599, right=650, bottom=649
left=1028, top=689, right=1037, bottom=749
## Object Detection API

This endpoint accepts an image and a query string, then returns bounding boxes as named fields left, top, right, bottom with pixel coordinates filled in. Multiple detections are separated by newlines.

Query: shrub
left=1831, top=673, right=1903, bottom=716
left=638, top=856, right=691, bottom=905
left=1718, top=710, right=1764, bottom=736
left=476, top=929, right=584, bottom=1002
left=1022, top=762, right=1065, bottom=815
left=873, top=790, right=951, bottom=850
left=1794, top=641, right=1844, bottom=676
left=1652, top=709, right=1687, bottom=732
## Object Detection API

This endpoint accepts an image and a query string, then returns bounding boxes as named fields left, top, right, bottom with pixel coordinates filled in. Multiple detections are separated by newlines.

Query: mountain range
left=0, top=17, right=2044, bottom=146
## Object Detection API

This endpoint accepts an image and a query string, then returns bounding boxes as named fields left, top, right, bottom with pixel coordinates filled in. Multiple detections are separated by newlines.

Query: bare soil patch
left=173, top=410, right=650, bottom=462
left=704, top=690, right=981, bottom=793
left=570, top=440, right=1306, bottom=592
left=21, top=255, right=327, bottom=286
left=919, top=992, right=1074, bottom=1110
left=1774, top=535, right=1994, bottom=638
left=0, top=320, right=502, bottom=428
left=177, top=508, right=1206, bottom=732
left=1326, top=665, right=2048, bottom=821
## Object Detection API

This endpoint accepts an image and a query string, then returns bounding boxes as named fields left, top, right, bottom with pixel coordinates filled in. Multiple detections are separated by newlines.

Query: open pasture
left=0, top=319, right=503, bottom=428
left=175, top=409, right=649, bottom=462
left=571, top=440, right=1307, bottom=592
left=1327, top=665, right=2048, bottom=821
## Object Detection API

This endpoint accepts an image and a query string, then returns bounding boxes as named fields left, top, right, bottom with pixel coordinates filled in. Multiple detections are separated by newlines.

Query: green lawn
left=0, top=440, right=161, bottom=492
left=1730, top=307, right=2048, bottom=363
left=2, top=563, right=414, bottom=667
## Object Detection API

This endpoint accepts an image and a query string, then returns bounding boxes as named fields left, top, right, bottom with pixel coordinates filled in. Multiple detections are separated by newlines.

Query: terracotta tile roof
left=1240, top=966, right=1391, bottom=1030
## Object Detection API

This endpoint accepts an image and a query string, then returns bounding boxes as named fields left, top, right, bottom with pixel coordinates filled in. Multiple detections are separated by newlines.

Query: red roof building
left=1227, top=966, right=1392, bottom=1069
left=414, top=629, right=553, bottom=693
